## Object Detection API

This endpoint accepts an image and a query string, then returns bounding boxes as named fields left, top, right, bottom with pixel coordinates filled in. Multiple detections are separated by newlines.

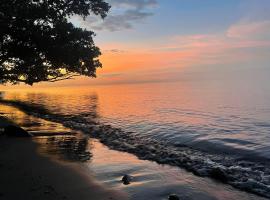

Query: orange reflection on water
left=2, top=82, right=216, bottom=128
left=89, top=140, right=143, bottom=165
left=0, top=104, right=70, bottom=135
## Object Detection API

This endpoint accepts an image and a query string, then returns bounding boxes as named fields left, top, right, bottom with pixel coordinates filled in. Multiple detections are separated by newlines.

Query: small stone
left=3, top=125, right=32, bottom=137
left=168, top=194, right=180, bottom=200
left=122, top=174, right=132, bottom=185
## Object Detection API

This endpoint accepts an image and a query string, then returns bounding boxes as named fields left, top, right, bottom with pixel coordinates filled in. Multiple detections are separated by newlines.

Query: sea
left=1, top=75, right=270, bottom=198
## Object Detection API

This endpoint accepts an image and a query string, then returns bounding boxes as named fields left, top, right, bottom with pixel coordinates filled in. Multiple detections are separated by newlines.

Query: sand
left=0, top=121, right=128, bottom=200
left=0, top=110, right=268, bottom=200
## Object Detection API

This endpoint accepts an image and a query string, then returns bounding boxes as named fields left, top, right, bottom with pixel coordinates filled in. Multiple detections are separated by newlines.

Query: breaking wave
left=1, top=99, right=270, bottom=198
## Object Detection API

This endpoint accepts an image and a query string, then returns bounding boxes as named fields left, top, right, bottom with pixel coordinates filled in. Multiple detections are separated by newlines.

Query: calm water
left=1, top=79, right=270, bottom=197
left=3, top=81, right=270, bottom=157
left=0, top=104, right=267, bottom=200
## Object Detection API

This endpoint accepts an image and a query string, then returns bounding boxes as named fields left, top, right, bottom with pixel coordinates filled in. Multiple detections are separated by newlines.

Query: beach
left=0, top=120, right=128, bottom=200
left=0, top=106, right=269, bottom=200
left=1, top=0, right=270, bottom=199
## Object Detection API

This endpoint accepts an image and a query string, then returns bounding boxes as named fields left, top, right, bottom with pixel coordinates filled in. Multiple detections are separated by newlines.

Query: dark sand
left=0, top=109, right=269, bottom=200
left=0, top=120, right=128, bottom=200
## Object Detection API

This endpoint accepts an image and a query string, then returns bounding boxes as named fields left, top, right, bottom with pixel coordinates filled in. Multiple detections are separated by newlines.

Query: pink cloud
left=227, top=20, right=270, bottom=39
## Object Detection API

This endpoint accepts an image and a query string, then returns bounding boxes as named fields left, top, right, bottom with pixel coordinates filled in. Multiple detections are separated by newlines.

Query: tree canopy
left=0, top=0, right=110, bottom=85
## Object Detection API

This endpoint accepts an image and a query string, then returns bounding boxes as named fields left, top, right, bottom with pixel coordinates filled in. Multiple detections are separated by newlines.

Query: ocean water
left=0, top=103, right=267, bottom=200
left=1, top=79, right=270, bottom=197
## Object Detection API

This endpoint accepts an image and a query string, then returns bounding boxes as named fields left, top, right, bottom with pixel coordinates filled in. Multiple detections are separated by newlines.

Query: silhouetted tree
left=0, top=0, right=110, bottom=85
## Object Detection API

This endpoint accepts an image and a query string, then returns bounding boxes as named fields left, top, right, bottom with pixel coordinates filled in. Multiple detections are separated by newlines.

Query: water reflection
left=21, top=91, right=101, bottom=121
left=0, top=103, right=92, bottom=163
left=35, top=135, right=92, bottom=162
left=0, top=91, right=5, bottom=99
left=4, top=83, right=270, bottom=158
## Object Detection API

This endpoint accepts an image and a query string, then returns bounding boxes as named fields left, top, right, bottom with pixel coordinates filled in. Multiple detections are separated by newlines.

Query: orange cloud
left=98, top=49, right=192, bottom=75
left=2, top=20, right=270, bottom=89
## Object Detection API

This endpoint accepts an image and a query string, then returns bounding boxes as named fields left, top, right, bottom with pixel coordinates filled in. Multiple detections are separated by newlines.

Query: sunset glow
left=2, top=1, right=270, bottom=199
left=1, top=0, right=270, bottom=88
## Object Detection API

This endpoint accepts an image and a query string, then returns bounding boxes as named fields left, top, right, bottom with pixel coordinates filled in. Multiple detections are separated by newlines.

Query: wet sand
left=82, top=139, right=269, bottom=200
left=0, top=134, right=127, bottom=199
left=0, top=107, right=269, bottom=200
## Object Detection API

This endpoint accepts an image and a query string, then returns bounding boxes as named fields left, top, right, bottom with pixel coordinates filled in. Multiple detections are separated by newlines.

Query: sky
left=3, top=0, right=270, bottom=88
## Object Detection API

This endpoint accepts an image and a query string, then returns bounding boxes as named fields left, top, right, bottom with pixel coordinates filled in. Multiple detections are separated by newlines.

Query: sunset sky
left=3, top=0, right=270, bottom=88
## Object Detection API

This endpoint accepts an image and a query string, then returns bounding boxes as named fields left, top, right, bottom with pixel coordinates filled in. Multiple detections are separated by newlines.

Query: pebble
left=168, top=194, right=180, bottom=200
left=122, top=174, right=132, bottom=185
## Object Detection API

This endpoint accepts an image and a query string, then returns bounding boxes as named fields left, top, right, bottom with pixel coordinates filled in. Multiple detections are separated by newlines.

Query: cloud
left=97, top=20, right=270, bottom=80
left=100, top=72, right=122, bottom=78
left=108, top=0, right=157, bottom=9
left=74, top=0, right=157, bottom=32
left=166, top=31, right=270, bottom=67
left=103, top=49, right=127, bottom=53
left=91, top=9, right=154, bottom=31
left=227, top=20, right=270, bottom=39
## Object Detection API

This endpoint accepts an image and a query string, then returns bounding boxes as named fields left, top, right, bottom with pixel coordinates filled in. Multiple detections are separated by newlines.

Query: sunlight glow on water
left=3, top=81, right=270, bottom=159
left=0, top=104, right=267, bottom=200
left=1, top=80, right=270, bottom=197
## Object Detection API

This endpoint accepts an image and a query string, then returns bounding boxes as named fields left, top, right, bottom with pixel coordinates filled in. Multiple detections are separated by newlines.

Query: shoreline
left=0, top=107, right=269, bottom=200
left=2, top=99, right=270, bottom=198
left=0, top=120, right=128, bottom=200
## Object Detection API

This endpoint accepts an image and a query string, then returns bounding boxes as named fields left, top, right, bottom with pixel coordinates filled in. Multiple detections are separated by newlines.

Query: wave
left=1, top=99, right=270, bottom=198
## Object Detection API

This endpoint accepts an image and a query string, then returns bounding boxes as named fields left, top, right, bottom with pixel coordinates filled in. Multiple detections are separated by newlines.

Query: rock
left=122, top=174, right=132, bottom=185
left=168, top=194, right=180, bottom=200
left=3, top=125, right=32, bottom=137
left=210, top=167, right=228, bottom=183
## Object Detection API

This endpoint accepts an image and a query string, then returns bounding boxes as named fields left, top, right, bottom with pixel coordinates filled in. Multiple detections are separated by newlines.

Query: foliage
left=0, top=0, right=110, bottom=85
